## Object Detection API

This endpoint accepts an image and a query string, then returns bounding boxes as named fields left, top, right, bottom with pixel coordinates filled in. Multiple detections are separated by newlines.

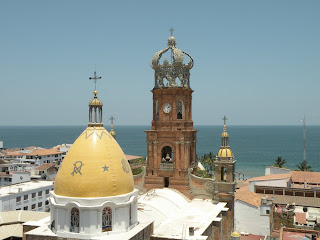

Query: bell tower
left=213, top=116, right=236, bottom=240
left=144, top=30, right=197, bottom=197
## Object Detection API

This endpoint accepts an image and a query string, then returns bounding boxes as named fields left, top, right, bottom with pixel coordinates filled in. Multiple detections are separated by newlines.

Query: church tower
left=213, top=117, right=236, bottom=240
left=144, top=30, right=197, bottom=197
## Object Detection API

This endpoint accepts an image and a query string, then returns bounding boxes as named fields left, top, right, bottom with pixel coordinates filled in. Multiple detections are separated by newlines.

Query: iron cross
left=109, top=116, right=115, bottom=125
left=169, top=27, right=174, bottom=36
left=89, top=71, right=102, bottom=91
left=222, top=116, right=228, bottom=125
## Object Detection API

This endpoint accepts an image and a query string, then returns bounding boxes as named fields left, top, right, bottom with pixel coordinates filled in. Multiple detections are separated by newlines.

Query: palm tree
left=273, top=156, right=287, bottom=168
left=296, top=160, right=312, bottom=171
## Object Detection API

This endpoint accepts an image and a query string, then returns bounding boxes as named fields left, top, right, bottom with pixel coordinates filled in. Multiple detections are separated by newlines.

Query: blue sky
left=0, top=1, right=319, bottom=126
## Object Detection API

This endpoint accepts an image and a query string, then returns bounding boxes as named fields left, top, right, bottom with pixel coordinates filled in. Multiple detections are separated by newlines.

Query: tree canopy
left=296, top=160, right=312, bottom=172
left=273, top=156, right=287, bottom=168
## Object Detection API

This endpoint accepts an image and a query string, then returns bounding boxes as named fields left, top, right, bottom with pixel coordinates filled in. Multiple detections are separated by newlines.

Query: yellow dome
left=217, top=148, right=233, bottom=158
left=231, top=231, right=240, bottom=237
left=221, top=132, right=229, bottom=137
left=89, top=97, right=103, bottom=106
left=54, top=127, right=134, bottom=198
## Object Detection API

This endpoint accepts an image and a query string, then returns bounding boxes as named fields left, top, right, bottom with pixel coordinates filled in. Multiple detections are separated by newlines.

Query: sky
left=0, top=1, right=319, bottom=126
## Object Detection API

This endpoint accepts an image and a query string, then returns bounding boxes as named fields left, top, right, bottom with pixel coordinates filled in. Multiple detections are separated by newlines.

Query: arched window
left=161, top=146, right=173, bottom=162
left=102, top=207, right=112, bottom=232
left=70, top=207, right=79, bottom=233
left=177, top=100, right=183, bottom=119
left=156, top=101, right=159, bottom=120
left=221, top=167, right=227, bottom=182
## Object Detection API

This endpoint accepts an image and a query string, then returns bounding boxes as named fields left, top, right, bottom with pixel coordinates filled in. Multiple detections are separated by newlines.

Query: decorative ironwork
left=160, top=162, right=174, bottom=171
left=70, top=207, right=79, bottom=233
left=102, top=207, right=112, bottom=231
left=151, top=30, right=193, bottom=89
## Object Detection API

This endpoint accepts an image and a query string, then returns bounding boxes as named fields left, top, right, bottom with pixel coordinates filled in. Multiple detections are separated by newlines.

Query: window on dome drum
left=156, top=101, right=159, bottom=120
left=24, top=195, right=28, bottom=201
left=32, top=204, right=36, bottom=210
left=16, top=196, right=21, bottom=203
left=102, top=207, right=112, bottom=232
left=46, top=189, right=49, bottom=195
left=23, top=206, right=28, bottom=210
left=38, top=191, right=42, bottom=197
left=70, top=207, right=80, bottom=233
left=32, top=193, right=36, bottom=198
left=177, top=100, right=183, bottom=119
left=45, top=200, right=49, bottom=205
left=38, top=202, right=42, bottom=208
left=221, top=167, right=227, bottom=182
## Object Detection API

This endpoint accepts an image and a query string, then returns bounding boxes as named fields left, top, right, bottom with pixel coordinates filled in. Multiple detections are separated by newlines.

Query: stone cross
left=169, top=27, right=174, bottom=36
left=109, top=116, right=115, bottom=125
left=89, top=71, right=102, bottom=90
left=222, top=116, right=228, bottom=125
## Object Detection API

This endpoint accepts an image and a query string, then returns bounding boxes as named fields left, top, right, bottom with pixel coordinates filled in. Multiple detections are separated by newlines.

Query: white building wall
left=234, top=200, right=270, bottom=236
left=0, top=183, right=54, bottom=212
left=265, top=166, right=291, bottom=176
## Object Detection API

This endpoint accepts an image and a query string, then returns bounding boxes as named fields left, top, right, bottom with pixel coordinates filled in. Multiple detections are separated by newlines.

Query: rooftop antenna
left=301, top=115, right=306, bottom=162
left=301, top=115, right=306, bottom=188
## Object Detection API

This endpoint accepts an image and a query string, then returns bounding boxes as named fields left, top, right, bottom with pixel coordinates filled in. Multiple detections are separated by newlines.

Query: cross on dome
left=169, top=27, right=174, bottom=36
left=222, top=116, right=228, bottom=125
left=109, top=116, right=115, bottom=125
left=89, top=71, right=102, bottom=91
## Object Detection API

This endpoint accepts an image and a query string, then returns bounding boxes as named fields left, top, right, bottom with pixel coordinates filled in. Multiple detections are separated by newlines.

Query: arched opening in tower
left=177, top=100, right=183, bottom=119
left=221, top=166, right=227, bottom=182
left=161, top=146, right=173, bottom=162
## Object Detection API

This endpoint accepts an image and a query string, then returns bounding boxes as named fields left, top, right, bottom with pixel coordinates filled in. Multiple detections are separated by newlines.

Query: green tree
left=296, top=160, right=312, bottom=171
left=199, top=152, right=215, bottom=173
left=273, top=156, right=287, bottom=168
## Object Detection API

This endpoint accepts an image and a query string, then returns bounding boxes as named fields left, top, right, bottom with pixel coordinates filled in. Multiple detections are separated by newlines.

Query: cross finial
left=109, top=116, right=115, bottom=125
left=169, top=27, right=174, bottom=36
left=89, top=71, right=102, bottom=91
left=222, top=116, right=228, bottom=125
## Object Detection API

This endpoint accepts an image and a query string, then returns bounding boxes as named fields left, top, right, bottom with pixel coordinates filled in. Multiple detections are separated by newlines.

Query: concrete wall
left=265, top=166, right=291, bottom=176
left=249, top=179, right=287, bottom=192
left=234, top=200, right=270, bottom=236
left=189, top=171, right=213, bottom=199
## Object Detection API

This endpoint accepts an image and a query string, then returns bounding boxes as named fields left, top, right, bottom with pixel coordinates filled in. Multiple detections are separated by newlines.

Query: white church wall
left=234, top=200, right=270, bottom=236
left=265, top=166, right=291, bottom=176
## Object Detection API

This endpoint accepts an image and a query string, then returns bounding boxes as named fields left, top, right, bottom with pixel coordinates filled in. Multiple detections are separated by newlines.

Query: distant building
left=0, top=180, right=54, bottom=212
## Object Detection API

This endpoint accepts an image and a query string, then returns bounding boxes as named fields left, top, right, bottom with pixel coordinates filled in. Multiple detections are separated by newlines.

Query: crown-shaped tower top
left=151, top=28, right=194, bottom=89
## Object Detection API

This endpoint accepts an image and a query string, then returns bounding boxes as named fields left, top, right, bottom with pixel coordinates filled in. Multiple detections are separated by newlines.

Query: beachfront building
left=234, top=170, right=320, bottom=237
left=0, top=180, right=54, bottom=212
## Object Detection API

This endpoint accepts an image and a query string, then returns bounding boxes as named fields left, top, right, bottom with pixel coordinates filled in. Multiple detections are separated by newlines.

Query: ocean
left=0, top=125, right=319, bottom=178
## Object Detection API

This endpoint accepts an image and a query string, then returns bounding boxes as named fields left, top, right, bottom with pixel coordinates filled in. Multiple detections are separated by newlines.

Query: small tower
left=213, top=116, right=236, bottom=240
left=109, top=116, right=116, bottom=140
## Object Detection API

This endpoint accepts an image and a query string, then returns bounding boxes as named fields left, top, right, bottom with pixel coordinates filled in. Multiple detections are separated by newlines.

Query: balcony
left=159, top=162, right=174, bottom=171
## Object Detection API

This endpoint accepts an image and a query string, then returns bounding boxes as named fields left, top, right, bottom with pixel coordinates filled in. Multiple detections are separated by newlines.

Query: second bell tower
left=144, top=31, right=197, bottom=196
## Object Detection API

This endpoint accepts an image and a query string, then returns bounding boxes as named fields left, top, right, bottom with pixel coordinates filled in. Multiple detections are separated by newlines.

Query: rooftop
left=0, top=180, right=53, bottom=196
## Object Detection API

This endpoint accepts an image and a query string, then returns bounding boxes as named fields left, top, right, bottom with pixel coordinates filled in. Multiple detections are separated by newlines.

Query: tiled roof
left=26, top=148, right=62, bottom=156
left=291, top=171, right=320, bottom=184
left=6, top=152, right=26, bottom=156
left=1, top=148, right=20, bottom=154
left=0, top=172, right=12, bottom=176
left=248, top=173, right=291, bottom=183
left=125, top=155, right=143, bottom=161
left=36, top=163, right=55, bottom=171
left=235, top=185, right=261, bottom=207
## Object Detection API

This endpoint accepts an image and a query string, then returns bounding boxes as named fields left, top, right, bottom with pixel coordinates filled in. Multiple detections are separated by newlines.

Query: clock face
left=163, top=103, right=172, bottom=113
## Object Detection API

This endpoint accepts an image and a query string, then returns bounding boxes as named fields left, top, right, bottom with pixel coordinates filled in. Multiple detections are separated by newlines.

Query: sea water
left=0, top=125, right=319, bottom=178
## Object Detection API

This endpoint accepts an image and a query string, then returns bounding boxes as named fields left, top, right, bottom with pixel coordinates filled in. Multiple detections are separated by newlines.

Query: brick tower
left=144, top=30, right=197, bottom=197
left=213, top=117, right=236, bottom=240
